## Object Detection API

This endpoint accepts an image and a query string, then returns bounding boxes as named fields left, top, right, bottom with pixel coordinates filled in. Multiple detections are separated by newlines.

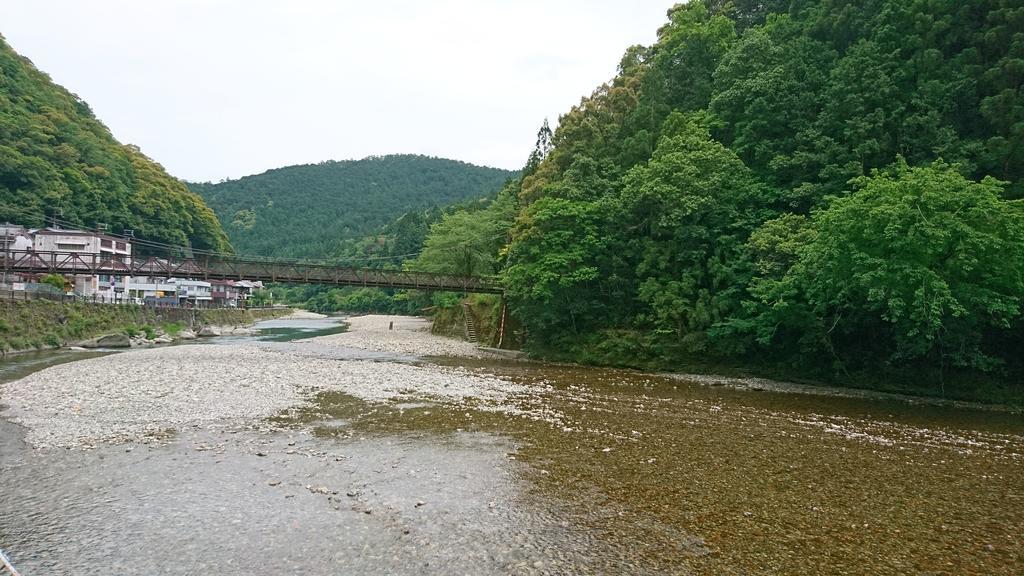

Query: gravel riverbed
left=310, top=315, right=502, bottom=358
left=0, top=314, right=541, bottom=449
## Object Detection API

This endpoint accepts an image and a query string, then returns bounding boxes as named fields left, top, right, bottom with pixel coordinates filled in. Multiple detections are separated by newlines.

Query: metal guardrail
left=1, top=250, right=502, bottom=294
left=0, top=548, right=21, bottom=576
left=0, top=289, right=285, bottom=311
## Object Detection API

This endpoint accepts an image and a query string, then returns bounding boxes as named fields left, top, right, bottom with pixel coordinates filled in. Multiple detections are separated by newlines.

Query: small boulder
left=197, top=325, right=222, bottom=337
left=178, top=330, right=197, bottom=340
left=80, top=333, right=131, bottom=348
left=153, top=335, right=173, bottom=344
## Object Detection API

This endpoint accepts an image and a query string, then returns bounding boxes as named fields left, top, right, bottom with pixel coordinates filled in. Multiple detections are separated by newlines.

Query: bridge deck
left=0, top=251, right=502, bottom=294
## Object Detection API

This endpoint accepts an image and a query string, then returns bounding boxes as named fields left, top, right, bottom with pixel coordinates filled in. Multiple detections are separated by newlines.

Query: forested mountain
left=415, top=0, right=1024, bottom=399
left=189, top=156, right=514, bottom=259
left=0, top=35, right=230, bottom=252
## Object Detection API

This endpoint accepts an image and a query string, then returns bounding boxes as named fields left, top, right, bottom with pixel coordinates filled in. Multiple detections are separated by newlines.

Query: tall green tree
left=411, top=187, right=516, bottom=277
left=414, top=0, right=1024, bottom=393
left=617, top=113, right=773, bottom=347
left=503, top=196, right=614, bottom=343
left=523, top=119, right=554, bottom=177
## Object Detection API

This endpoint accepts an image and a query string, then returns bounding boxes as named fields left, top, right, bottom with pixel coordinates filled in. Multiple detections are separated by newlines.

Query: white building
left=127, top=276, right=179, bottom=302
left=31, top=228, right=132, bottom=300
left=168, top=278, right=212, bottom=305
left=1, top=223, right=32, bottom=254
left=32, top=228, right=131, bottom=258
left=1, top=223, right=33, bottom=287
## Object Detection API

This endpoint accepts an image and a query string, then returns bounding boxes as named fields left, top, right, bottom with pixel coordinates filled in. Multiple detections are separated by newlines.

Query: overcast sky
left=0, top=1, right=673, bottom=182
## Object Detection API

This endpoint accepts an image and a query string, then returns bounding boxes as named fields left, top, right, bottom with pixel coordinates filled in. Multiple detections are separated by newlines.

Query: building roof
left=168, top=278, right=212, bottom=287
left=1, top=223, right=27, bottom=236
left=31, top=227, right=128, bottom=243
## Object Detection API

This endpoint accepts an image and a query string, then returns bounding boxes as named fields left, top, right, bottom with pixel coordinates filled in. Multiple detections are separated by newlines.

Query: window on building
left=56, top=243, right=87, bottom=251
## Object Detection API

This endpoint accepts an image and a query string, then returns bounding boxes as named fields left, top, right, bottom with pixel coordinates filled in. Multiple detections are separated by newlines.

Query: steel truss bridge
left=0, top=250, right=502, bottom=294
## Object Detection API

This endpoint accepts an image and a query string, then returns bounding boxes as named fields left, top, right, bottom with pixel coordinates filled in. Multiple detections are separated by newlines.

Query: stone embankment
left=0, top=299, right=289, bottom=354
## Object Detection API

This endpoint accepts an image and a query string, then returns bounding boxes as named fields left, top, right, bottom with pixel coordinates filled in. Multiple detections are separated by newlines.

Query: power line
left=0, top=203, right=422, bottom=265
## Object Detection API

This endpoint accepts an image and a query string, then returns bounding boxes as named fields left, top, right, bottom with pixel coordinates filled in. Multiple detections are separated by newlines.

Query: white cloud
left=0, top=0, right=672, bottom=181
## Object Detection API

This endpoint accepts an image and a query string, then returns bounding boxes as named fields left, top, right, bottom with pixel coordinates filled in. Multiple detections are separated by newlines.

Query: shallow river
left=1, top=318, right=1022, bottom=575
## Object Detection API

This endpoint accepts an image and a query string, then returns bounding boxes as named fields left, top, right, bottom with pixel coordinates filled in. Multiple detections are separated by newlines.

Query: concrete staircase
left=462, top=302, right=478, bottom=343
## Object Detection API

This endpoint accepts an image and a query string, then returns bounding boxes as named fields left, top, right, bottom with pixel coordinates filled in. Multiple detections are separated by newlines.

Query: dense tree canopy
left=750, top=162, right=1024, bottom=373
left=0, top=35, right=230, bottom=252
left=417, top=0, right=1024, bottom=398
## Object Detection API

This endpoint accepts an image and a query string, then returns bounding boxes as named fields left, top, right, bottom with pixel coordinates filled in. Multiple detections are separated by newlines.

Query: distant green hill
left=0, top=35, right=230, bottom=252
left=189, top=155, right=515, bottom=259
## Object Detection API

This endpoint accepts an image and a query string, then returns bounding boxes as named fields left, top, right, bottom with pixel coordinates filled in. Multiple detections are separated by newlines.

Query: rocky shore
left=0, top=313, right=541, bottom=449
left=76, top=324, right=260, bottom=349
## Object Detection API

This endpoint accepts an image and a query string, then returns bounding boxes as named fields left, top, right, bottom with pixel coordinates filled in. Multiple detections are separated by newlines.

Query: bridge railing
left=0, top=250, right=502, bottom=293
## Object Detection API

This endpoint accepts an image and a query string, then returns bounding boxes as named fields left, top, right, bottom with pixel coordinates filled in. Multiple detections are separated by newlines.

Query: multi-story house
left=31, top=228, right=132, bottom=300
left=128, top=274, right=179, bottom=304
left=168, top=278, right=213, bottom=306
left=32, top=228, right=131, bottom=258
left=233, top=280, right=262, bottom=304
left=211, top=279, right=241, bottom=307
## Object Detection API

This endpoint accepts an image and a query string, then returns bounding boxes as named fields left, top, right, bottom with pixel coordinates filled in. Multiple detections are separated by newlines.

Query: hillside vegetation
left=413, top=0, right=1024, bottom=402
left=0, top=36, right=230, bottom=252
left=189, top=155, right=514, bottom=259
left=0, top=299, right=287, bottom=353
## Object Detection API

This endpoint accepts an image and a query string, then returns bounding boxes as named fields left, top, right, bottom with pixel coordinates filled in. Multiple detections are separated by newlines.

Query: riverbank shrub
left=40, top=275, right=66, bottom=292
left=162, top=322, right=184, bottom=337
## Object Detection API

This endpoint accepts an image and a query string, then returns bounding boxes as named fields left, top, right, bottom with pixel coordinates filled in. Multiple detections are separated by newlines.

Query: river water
left=1, top=318, right=1022, bottom=575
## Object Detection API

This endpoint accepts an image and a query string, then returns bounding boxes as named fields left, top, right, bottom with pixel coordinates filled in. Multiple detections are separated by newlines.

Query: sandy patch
left=312, top=314, right=501, bottom=358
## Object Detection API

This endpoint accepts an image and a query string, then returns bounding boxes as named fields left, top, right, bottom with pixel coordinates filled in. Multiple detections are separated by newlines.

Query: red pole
left=497, top=299, right=507, bottom=349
